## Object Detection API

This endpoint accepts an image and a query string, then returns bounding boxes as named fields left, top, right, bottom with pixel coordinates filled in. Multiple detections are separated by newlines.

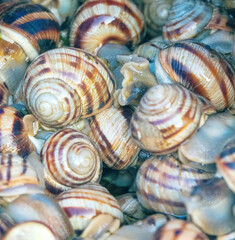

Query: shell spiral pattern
left=70, top=0, right=145, bottom=53
left=23, top=47, right=116, bottom=128
left=130, top=84, right=202, bottom=155
left=41, top=128, right=102, bottom=194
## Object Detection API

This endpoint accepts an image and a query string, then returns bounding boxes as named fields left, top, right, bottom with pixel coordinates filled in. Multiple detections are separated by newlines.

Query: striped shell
left=0, top=211, right=15, bottom=237
left=136, top=156, right=214, bottom=216
left=216, top=138, right=235, bottom=193
left=0, top=2, right=60, bottom=61
left=41, top=128, right=102, bottom=195
left=0, top=82, right=9, bottom=107
left=23, top=47, right=115, bottom=128
left=155, top=42, right=235, bottom=111
left=0, top=106, right=36, bottom=158
left=153, top=220, right=209, bottom=240
left=163, top=0, right=234, bottom=42
left=89, top=106, right=140, bottom=169
left=56, top=182, right=123, bottom=231
left=69, top=0, right=145, bottom=54
left=130, top=84, right=202, bottom=155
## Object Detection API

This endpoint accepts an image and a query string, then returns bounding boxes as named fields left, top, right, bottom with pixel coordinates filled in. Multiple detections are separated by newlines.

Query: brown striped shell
left=0, top=106, right=36, bottom=158
left=23, top=47, right=116, bottom=128
left=130, top=84, right=203, bottom=155
left=0, top=82, right=9, bottom=107
left=89, top=106, right=140, bottom=170
left=41, top=128, right=102, bottom=195
left=155, top=42, right=235, bottom=111
left=69, top=0, right=145, bottom=54
left=136, top=156, right=214, bottom=216
left=153, top=219, right=209, bottom=240
left=56, top=182, right=123, bottom=231
left=163, top=0, right=235, bottom=42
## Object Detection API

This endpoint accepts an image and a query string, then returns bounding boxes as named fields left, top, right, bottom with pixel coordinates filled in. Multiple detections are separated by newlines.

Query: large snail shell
left=69, top=0, right=145, bottom=54
left=89, top=106, right=140, bottom=169
left=23, top=47, right=115, bottom=128
left=155, top=42, right=235, bottom=111
left=130, top=84, right=202, bottom=155
left=56, top=182, right=123, bottom=231
left=41, top=128, right=102, bottom=195
left=0, top=2, right=60, bottom=61
left=136, top=156, right=214, bottom=216
left=0, top=106, right=36, bottom=158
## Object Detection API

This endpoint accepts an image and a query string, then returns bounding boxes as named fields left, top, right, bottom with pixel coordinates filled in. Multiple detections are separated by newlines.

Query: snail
left=56, top=182, right=123, bottom=232
left=23, top=47, right=116, bottom=129
left=69, top=0, right=145, bottom=54
left=136, top=156, right=214, bottom=216
left=89, top=106, right=140, bottom=170
left=41, top=128, right=102, bottom=196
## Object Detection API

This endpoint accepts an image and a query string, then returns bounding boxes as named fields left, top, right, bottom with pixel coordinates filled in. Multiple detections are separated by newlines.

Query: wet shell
left=23, top=47, right=115, bottom=128
left=0, top=106, right=36, bottom=158
left=136, top=156, right=214, bottom=216
left=89, top=106, right=140, bottom=169
left=56, top=182, right=123, bottom=231
left=0, top=2, right=60, bottom=61
left=69, top=0, right=145, bottom=54
left=130, top=84, right=202, bottom=155
left=153, top=219, right=209, bottom=240
left=155, top=42, right=235, bottom=111
left=41, top=128, right=102, bottom=195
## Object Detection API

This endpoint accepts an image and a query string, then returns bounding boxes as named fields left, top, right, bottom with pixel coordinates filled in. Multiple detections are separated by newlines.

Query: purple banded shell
left=153, top=219, right=209, bottom=240
left=216, top=138, right=235, bottom=193
left=0, top=2, right=60, bottom=61
left=156, top=42, right=235, bottom=111
left=41, top=128, right=102, bottom=195
left=56, top=182, right=123, bottom=231
left=70, top=0, right=145, bottom=54
left=136, top=156, right=214, bottom=216
left=89, top=106, right=140, bottom=169
left=23, top=47, right=115, bottom=128
left=130, top=84, right=202, bottom=155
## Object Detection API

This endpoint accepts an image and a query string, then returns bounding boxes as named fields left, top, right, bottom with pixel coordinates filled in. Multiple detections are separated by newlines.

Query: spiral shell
left=153, top=219, right=209, bottom=240
left=0, top=2, right=60, bottom=61
left=130, top=84, right=203, bottom=155
left=136, top=156, right=214, bottom=216
left=23, top=47, right=115, bottom=128
left=41, top=128, right=102, bottom=195
left=89, top=106, right=140, bottom=169
left=56, top=183, right=123, bottom=231
left=69, top=0, right=145, bottom=54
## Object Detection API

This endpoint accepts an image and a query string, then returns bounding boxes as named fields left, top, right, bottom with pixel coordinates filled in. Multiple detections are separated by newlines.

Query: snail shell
left=155, top=42, right=235, bottom=111
left=217, top=231, right=235, bottom=240
left=0, top=82, right=9, bottom=107
left=153, top=219, right=209, bottom=240
left=23, top=47, right=116, bottom=128
left=41, top=128, right=102, bottom=195
left=69, top=0, right=145, bottom=54
left=130, top=84, right=203, bottom=155
left=56, top=182, right=123, bottom=231
left=0, top=2, right=60, bottom=61
left=89, top=106, right=140, bottom=170
left=0, top=210, right=15, bottom=237
left=136, top=156, right=214, bottom=216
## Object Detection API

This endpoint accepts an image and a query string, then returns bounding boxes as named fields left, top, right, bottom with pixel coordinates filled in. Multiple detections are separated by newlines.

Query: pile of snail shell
left=0, top=0, right=234, bottom=239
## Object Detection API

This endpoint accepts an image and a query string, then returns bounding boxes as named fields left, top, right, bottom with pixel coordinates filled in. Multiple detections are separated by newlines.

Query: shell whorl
left=23, top=47, right=116, bottom=128
left=70, top=0, right=145, bottom=54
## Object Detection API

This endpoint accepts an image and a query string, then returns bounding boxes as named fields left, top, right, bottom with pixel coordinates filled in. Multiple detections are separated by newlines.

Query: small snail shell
left=0, top=2, right=60, bottom=61
left=41, top=128, right=102, bottom=195
left=0, top=82, right=9, bottom=107
left=155, top=42, right=235, bottom=111
left=56, top=183, right=123, bottom=231
left=69, top=0, right=145, bottom=54
left=23, top=47, right=116, bottom=128
left=136, top=156, right=214, bottom=216
left=153, top=219, right=209, bottom=240
left=3, top=221, right=58, bottom=240
left=89, top=106, right=140, bottom=170
left=0, top=106, right=36, bottom=158
left=130, top=84, right=203, bottom=155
